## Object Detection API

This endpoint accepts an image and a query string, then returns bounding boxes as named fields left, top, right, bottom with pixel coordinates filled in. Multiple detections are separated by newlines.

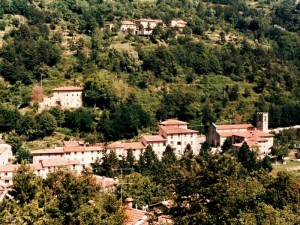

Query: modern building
left=207, top=112, right=274, bottom=155
left=41, top=86, right=83, bottom=109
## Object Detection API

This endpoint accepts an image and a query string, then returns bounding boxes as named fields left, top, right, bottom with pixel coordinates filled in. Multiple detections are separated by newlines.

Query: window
left=177, top=142, right=181, bottom=145
left=170, top=141, right=174, bottom=145
left=66, top=94, right=68, bottom=96
left=5, top=180, right=9, bottom=184
left=74, top=152, right=77, bottom=155
left=91, top=157, right=94, bottom=161
left=163, top=142, right=166, bottom=146
left=73, top=165, right=76, bottom=170
left=184, top=134, right=186, bottom=137
left=171, top=135, right=173, bottom=139
left=82, top=158, right=84, bottom=161
left=191, top=134, right=193, bottom=137
left=82, top=152, right=84, bottom=155
left=4, top=172, right=7, bottom=176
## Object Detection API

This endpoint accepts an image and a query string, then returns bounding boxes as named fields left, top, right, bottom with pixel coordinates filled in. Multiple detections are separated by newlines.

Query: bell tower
left=256, top=112, right=268, bottom=132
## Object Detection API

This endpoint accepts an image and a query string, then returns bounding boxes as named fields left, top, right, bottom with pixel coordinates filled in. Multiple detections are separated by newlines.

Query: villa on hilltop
left=40, top=86, right=83, bottom=110
left=121, top=18, right=187, bottom=36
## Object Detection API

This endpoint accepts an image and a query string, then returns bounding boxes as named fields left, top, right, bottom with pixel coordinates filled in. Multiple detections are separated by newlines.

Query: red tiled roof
left=85, top=146, right=105, bottom=151
left=30, top=163, right=43, bottom=170
left=122, top=142, right=146, bottom=150
left=63, top=141, right=80, bottom=147
left=141, top=135, right=166, bottom=142
left=64, top=146, right=85, bottom=153
left=106, top=142, right=124, bottom=149
left=0, top=164, right=18, bottom=172
left=125, top=208, right=147, bottom=225
left=32, top=148, right=64, bottom=155
left=159, top=119, right=188, bottom=126
left=41, top=159, right=80, bottom=167
left=159, top=126, right=198, bottom=134
left=215, top=124, right=254, bottom=130
left=53, top=86, right=83, bottom=91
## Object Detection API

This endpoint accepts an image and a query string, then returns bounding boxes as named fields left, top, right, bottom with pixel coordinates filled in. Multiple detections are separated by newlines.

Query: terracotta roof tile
left=41, top=159, right=80, bottom=167
left=159, top=119, right=188, bottom=126
left=0, top=164, right=18, bottom=172
left=122, top=142, right=146, bottom=150
left=141, top=135, right=166, bottom=142
left=53, top=86, right=83, bottom=91
left=107, top=142, right=124, bottom=149
left=159, top=126, right=198, bottom=134
left=32, top=148, right=64, bottom=155
left=64, top=146, right=86, bottom=153
left=215, top=124, right=254, bottom=130
left=125, top=208, right=147, bottom=225
left=63, top=141, right=80, bottom=147
left=122, top=21, right=136, bottom=25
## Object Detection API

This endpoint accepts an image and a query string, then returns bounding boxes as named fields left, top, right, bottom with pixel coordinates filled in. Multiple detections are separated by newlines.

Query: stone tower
left=256, top=112, right=268, bottom=132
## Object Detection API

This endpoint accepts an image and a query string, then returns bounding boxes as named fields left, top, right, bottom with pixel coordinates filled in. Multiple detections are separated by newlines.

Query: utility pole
left=112, top=168, right=133, bottom=204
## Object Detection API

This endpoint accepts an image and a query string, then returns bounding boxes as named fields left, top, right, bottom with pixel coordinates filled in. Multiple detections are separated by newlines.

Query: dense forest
left=1, top=0, right=300, bottom=224
left=0, top=0, right=299, bottom=142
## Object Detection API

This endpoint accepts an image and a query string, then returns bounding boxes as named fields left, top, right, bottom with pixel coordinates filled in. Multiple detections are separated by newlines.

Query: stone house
left=41, top=86, right=83, bottom=109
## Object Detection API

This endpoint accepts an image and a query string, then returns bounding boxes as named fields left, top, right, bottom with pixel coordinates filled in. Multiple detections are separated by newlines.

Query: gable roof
left=122, top=21, right=136, bottom=25
left=215, top=124, right=254, bottom=130
left=122, top=142, right=146, bottom=150
left=141, top=135, right=167, bottom=142
left=159, top=119, right=188, bottom=126
left=53, top=86, right=83, bottom=91
left=0, top=164, right=18, bottom=172
left=31, top=147, right=64, bottom=155
left=41, top=159, right=80, bottom=167
left=159, top=125, right=198, bottom=135
left=125, top=208, right=147, bottom=225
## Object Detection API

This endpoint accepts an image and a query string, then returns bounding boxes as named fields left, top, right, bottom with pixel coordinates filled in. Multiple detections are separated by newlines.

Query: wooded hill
left=0, top=0, right=299, bottom=144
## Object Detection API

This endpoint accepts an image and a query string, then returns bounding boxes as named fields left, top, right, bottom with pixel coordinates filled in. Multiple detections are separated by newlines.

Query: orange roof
left=125, top=208, right=147, bottom=225
left=64, top=146, right=85, bottom=153
left=41, top=159, right=80, bottom=167
left=106, top=142, right=124, bottom=149
left=30, top=163, right=44, bottom=170
left=63, top=141, right=80, bottom=147
left=0, top=164, right=18, bottom=172
left=141, top=135, right=166, bottom=142
left=159, top=126, right=198, bottom=134
left=85, top=146, right=105, bottom=151
left=159, top=119, right=188, bottom=126
left=215, top=124, right=254, bottom=130
left=94, top=175, right=118, bottom=189
left=32, top=148, right=64, bottom=155
left=53, top=86, right=83, bottom=91
left=122, top=142, right=146, bottom=150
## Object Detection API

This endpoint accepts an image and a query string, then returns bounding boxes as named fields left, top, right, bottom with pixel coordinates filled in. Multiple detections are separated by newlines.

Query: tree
left=64, top=108, right=95, bottom=133
left=92, top=150, right=120, bottom=177
left=15, top=147, right=32, bottom=164
left=117, top=172, right=167, bottom=207
left=31, top=84, right=44, bottom=102
left=237, top=142, right=259, bottom=172
left=162, top=145, right=177, bottom=165
left=261, top=155, right=273, bottom=172
left=35, top=111, right=57, bottom=136
left=83, top=73, right=117, bottom=109
left=9, top=163, right=42, bottom=205
left=221, top=138, right=232, bottom=153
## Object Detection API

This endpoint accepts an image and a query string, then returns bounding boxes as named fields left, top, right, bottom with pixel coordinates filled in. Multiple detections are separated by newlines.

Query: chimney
left=125, top=197, right=133, bottom=208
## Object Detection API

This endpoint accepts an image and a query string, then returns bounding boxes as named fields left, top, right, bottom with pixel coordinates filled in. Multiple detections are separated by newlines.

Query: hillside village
left=1, top=0, right=300, bottom=224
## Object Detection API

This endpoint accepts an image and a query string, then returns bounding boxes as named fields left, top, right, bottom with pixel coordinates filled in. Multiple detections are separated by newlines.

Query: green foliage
left=99, top=103, right=150, bottom=141
left=2, top=168, right=125, bottom=225
left=221, top=138, right=232, bottom=153
left=237, top=142, right=260, bottom=172
left=92, top=150, right=120, bottom=177
left=162, top=145, right=177, bottom=165
left=117, top=172, right=166, bottom=206
left=15, top=147, right=33, bottom=164
left=64, top=108, right=95, bottom=133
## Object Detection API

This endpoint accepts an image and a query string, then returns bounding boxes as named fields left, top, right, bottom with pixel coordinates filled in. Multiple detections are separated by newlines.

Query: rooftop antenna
left=113, top=168, right=134, bottom=205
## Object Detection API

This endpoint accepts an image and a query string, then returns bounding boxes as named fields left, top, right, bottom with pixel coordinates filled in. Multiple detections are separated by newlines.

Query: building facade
left=0, top=144, right=12, bottom=166
left=41, top=86, right=83, bottom=109
left=207, top=112, right=274, bottom=155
